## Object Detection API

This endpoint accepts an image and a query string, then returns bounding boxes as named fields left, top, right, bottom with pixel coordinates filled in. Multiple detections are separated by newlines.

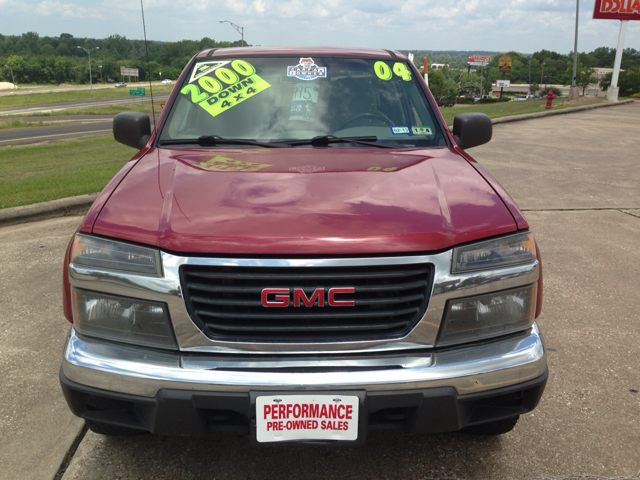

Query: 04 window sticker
left=180, top=59, right=272, bottom=118
left=374, top=61, right=412, bottom=82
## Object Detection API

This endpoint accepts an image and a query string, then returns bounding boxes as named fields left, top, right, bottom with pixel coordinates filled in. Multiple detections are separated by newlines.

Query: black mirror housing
left=113, top=112, right=151, bottom=150
left=452, top=113, right=492, bottom=150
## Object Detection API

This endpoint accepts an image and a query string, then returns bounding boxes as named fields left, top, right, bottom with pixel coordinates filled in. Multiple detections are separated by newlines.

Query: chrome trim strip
left=62, top=324, right=546, bottom=398
left=69, top=250, right=539, bottom=354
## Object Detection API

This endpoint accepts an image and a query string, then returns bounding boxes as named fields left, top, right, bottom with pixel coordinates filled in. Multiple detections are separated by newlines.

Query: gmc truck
left=60, top=47, right=547, bottom=444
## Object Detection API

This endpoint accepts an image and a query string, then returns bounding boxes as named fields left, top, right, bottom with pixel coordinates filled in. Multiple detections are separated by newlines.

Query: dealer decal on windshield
left=180, top=59, right=271, bottom=118
left=287, top=58, right=327, bottom=81
left=197, top=155, right=272, bottom=172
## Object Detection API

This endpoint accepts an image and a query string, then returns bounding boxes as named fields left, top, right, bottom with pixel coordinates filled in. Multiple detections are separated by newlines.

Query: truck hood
left=91, top=147, right=517, bottom=255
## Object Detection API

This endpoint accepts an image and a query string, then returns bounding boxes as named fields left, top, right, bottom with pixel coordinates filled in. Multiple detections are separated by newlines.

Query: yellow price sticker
left=180, top=59, right=271, bottom=118
left=374, top=61, right=412, bottom=82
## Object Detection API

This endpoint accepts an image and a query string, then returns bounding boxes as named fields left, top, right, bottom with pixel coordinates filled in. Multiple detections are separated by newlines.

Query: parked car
left=528, top=94, right=540, bottom=99
left=473, top=94, right=491, bottom=101
left=436, top=96, right=455, bottom=107
left=161, top=79, right=172, bottom=85
left=514, top=95, right=528, bottom=101
left=114, top=82, right=127, bottom=88
left=60, top=47, right=547, bottom=443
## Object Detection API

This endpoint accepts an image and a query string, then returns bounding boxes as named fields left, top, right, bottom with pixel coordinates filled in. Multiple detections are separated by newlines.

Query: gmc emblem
left=261, top=287, right=355, bottom=307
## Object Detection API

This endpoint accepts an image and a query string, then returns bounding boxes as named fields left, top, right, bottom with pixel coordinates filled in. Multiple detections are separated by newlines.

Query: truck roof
left=196, top=46, right=406, bottom=59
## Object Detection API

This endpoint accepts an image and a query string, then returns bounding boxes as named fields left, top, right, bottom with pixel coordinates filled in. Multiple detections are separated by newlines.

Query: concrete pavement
left=0, top=217, right=85, bottom=480
left=0, top=102, right=638, bottom=480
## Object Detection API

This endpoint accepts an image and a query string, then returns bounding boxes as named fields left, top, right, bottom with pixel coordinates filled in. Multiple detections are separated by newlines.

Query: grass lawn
left=0, top=136, right=136, bottom=209
left=0, top=119, right=57, bottom=130
left=47, top=101, right=162, bottom=116
left=0, top=84, right=173, bottom=109
left=439, top=97, right=607, bottom=125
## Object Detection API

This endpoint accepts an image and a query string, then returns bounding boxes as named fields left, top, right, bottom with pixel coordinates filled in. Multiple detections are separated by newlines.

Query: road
left=0, top=102, right=638, bottom=480
left=0, top=82, right=170, bottom=97
left=0, top=93, right=169, bottom=117
left=0, top=117, right=114, bottom=146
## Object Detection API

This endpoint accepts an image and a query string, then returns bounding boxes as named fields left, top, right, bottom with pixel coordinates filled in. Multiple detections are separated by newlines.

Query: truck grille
left=180, top=263, right=433, bottom=343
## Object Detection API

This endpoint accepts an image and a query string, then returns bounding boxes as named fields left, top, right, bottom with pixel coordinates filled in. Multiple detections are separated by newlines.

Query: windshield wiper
left=279, top=135, right=396, bottom=148
left=158, top=135, right=286, bottom=148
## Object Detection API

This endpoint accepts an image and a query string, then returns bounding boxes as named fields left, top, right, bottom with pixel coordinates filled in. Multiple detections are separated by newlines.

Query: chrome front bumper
left=62, top=323, right=546, bottom=398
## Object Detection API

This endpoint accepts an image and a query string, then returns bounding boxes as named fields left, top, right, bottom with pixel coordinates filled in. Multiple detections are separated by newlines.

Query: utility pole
left=77, top=46, right=99, bottom=94
left=529, top=58, right=531, bottom=85
left=219, top=20, right=244, bottom=46
left=540, top=61, right=546, bottom=86
left=569, top=0, right=580, bottom=100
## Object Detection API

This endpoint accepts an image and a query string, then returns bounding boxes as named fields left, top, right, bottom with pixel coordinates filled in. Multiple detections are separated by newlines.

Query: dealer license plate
left=256, top=395, right=359, bottom=443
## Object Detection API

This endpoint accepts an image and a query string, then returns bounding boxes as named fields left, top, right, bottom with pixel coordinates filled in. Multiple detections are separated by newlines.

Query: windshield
left=158, top=56, right=447, bottom=148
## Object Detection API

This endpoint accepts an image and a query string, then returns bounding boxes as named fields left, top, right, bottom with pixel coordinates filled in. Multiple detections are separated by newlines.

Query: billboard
left=593, top=0, right=640, bottom=20
left=498, top=55, right=513, bottom=73
left=468, top=55, right=491, bottom=66
left=120, top=67, right=139, bottom=77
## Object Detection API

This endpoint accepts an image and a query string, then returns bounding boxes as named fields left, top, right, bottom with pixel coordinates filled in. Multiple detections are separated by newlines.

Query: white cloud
left=0, top=0, right=637, bottom=54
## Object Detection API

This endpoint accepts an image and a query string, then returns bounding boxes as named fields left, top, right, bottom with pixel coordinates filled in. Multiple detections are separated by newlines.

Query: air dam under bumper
left=60, top=325, right=547, bottom=438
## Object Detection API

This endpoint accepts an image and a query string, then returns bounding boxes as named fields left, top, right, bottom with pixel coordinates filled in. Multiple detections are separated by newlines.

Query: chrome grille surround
left=68, top=249, right=539, bottom=354
left=180, top=263, right=434, bottom=343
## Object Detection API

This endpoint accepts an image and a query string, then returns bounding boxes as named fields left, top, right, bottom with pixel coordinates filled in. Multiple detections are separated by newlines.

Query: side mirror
left=113, top=112, right=151, bottom=150
left=452, top=112, right=492, bottom=150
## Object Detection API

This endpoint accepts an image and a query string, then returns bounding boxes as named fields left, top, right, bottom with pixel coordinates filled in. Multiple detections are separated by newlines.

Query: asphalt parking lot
left=0, top=102, right=638, bottom=480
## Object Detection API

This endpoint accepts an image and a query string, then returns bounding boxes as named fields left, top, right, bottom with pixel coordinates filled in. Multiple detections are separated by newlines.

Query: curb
left=490, top=98, right=635, bottom=125
left=0, top=99, right=635, bottom=228
left=0, top=193, right=98, bottom=228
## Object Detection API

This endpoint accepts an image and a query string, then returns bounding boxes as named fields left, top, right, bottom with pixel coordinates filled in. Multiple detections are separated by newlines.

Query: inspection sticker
left=287, top=57, right=327, bottom=81
left=411, top=126, right=433, bottom=135
left=197, top=155, right=272, bottom=172
left=256, top=395, right=359, bottom=443
left=390, top=126, right=411, bottom=135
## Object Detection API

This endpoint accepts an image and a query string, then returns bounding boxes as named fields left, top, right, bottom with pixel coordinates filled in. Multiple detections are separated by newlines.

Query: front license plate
left=256, top=395, right=359, bottom=443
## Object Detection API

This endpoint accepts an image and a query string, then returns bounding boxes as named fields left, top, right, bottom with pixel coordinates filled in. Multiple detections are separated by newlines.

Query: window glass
left=160, top=56, right=447, bottom=148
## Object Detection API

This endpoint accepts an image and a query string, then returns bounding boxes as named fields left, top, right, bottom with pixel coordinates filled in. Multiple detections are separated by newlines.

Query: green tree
left=576, top=66, right=596, bottom=95
left=4, top=55, right=24, bottom=83
left=458, top=81, right=481, bottom=96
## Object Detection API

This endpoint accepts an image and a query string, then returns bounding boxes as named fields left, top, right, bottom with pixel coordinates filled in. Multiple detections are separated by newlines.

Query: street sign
left=498, top=55, right=513, bottom=73
left=593, top=0, right=640, bottom=20
left=467, top=55, right=491, bottom=66
left=496, top=80, right=511, bottom=88
left=129, top=88, right=146, bottom=96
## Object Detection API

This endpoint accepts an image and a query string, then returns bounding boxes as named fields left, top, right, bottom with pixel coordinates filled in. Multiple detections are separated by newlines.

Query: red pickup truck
left=60, top=47, right=546, bottom=444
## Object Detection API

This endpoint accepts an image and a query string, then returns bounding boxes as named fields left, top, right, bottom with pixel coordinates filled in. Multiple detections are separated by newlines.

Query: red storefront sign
left=593, top=0, right=640, bottom=20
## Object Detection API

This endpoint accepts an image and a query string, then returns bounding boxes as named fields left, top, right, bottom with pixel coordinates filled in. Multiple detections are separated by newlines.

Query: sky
left=0, top=0, right=639, bottom=55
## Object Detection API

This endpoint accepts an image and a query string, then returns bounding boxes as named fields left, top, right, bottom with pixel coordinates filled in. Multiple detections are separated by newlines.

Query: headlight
left=436, top=285, right=536, bottom=347
left=72, top=288, right=177, bottom=350
left=71, top=234, right=161, bottom=276
left=452, top=232, right=536, bottom=274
